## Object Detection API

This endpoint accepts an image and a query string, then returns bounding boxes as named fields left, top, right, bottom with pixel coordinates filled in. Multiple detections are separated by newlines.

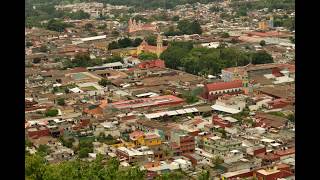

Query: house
left=255, top=166, right=294, bottom=180
left=211, top=95, right=247, bottom=114
left=254, top=112, right=288, bottom=129
left=202, top=80, right=243, bottom=100
left=170, top=131, right=196, bottom=156
left=26, top=126, right=50, bottom=139
left=136, top=59, right=165, bottom=69
left=116, top=146, right=154, bottom=163
left=129, top=131, right=161, bottom=147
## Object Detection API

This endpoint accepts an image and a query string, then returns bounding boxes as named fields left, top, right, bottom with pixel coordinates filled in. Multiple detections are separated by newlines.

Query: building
left=109, top=95, right=184, bottom=111
left=255, top=166, right=293, bottom=180
left=258, top=21, right=269, bottom=31
left=202, top=80, right=243, bottom=100
left=129, top=131, right=162, bottom=147
left=116, top=146, right=154, bottom=163
left=203, top=136, right=242, bottom=156
left=136, top=59, right=165, bottom=69
left=170, top=131, right=196, bottom=156
left=136, top=33, right=168, bottom=57
left=128, top=18, right=158, bottom=33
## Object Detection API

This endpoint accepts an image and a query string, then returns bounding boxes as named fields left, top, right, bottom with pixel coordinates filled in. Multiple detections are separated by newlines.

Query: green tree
left=211, top=155, right=224, bottom=166
left=98, top=78, right=111, bottom=87
left=210, top=6, right=223, bottom=12
left=73, top=53, right=91, bottom=67
left=57, top=98, right=65, bottom=106
left=78, top=147, right=91, bottom=158
left=132, top=38, right=143, bottom=47
left=45, top=109, right=59, bottom=117
left=118, top=38, right=132, bottom=48
left=289, top=36, right=295, bottom=43
left=182, top=91, right=199, bottom=104
left=33, top=57, right=41, bottom=64
left=220, top=32, right=230, bottom=38
left=287, top=113, right=295, bottom=122
left=172, top=15, right=180, bottom=21
left=197, top=170, right=210, bottom=180
left=111, top=30, right=120, bottom=36
left=106, top=56, right=123, bottom=63
left=46, top=19, right=71, bottom=32
left=26, top=41, right=33, bottom=47
left=39, top=45, right=48, bottom=53
left=68, top=10, right=90, bottom=20
left=37, top=144, right=51, bottom=156
left=146, top=35, right=157, bottom=46
left=84, top=23, right=94, bottom=31
left=138, top=52, right=158, bottom=60
left=25, top=154, right=47, bottom=180
left=260, top=40, right=266, bottom=46
left=177, top=20, right=202, bottom=35
left=251, top=51, right=274, bottom=64
left=108, top=41, right=119, bottom=50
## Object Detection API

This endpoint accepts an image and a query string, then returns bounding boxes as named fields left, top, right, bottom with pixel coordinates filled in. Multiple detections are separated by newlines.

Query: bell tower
left=156, top=33, right=163, bottom=57
left=242, top=71, right=249, bottom=94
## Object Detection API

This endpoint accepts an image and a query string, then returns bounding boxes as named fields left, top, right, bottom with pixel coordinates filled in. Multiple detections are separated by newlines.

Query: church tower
left=233, top=67, right=240, bottom=81
left=156, top=33, right=163, bottom=57
left=242, top=71, right=249, bottom=94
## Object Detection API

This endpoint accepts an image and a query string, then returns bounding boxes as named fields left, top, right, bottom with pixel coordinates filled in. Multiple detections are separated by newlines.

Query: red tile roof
left=206, top=80, right=242, bottom=92
left=274, top=148, right=295, bottom=156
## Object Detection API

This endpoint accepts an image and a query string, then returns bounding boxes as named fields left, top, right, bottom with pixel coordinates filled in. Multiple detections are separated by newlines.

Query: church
left=136, top=33, right=168, bottom=57
left=202, top=70, right=252, bottom=101
left=128, top=18, right=157, bottom=33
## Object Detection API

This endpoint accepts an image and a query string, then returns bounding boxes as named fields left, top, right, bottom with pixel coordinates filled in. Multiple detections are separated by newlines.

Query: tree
left=84, top=23, right=94, bottom=31
left=177, top=20, right=202, bottom=35
left=138, top=52, right=158, bottom=60
left=106, top=56, right=123, bottom=63
left=79, top=147, right=91, bottom=158
left=132, top=38, right=143, bottom=47
left=172, top=15, right=180, bottom=21
left=33, top=57, right=41, bottom=64
left=182, top=91, right=199, bottom=104
left=25, top=154, right=46, bottom=180
left=37, top=144, right=51, bottom=156
left=260, top=40, right=266, bottom=46
left=197, top=170, right=209, bottom=180
left=68, top=10, right=90, bottom=20
left=26, top=41, right=33, bottom=47
left=289, top=36, right=295, bottom=43
left=108, top=41, right=119, bottom=50
left=98, top=78, right=111, bottom=87
left=210, top=6, right=223, bottom=12
left=57, top=98, right=65, bottom=106
left=146, top=35, right=157, bottom=46
left=111, top=30, right=119, bottom=36
left=251, top=51, right=274, bottom=64
left=220, top=32, right=230, bottom=38
left=211, top=156, right=224, bottom=166
left=46, top=19, right=71, bottom=32
left=39, top=45, right=48, bottom=53
left=72, top=53, right=91, bottom=67
left=118, top=38, right=132, bottom=48
left=45, top=109, right=59, bottom=117
left=287, top=113, right=295, bottom=122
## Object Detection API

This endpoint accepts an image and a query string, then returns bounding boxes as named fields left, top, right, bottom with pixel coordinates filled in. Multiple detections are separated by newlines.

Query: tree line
left=164, top=20, right=202, bottom=36
left=160, top=41, right=274, bottom=76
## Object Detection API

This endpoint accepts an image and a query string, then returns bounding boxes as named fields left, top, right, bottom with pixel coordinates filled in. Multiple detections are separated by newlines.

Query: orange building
left=137, top=33, right=168, bottom=57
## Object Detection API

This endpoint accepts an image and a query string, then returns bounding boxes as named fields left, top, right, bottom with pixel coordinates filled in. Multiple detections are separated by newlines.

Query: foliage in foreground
left=25, top=154, right=146, bottom=180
